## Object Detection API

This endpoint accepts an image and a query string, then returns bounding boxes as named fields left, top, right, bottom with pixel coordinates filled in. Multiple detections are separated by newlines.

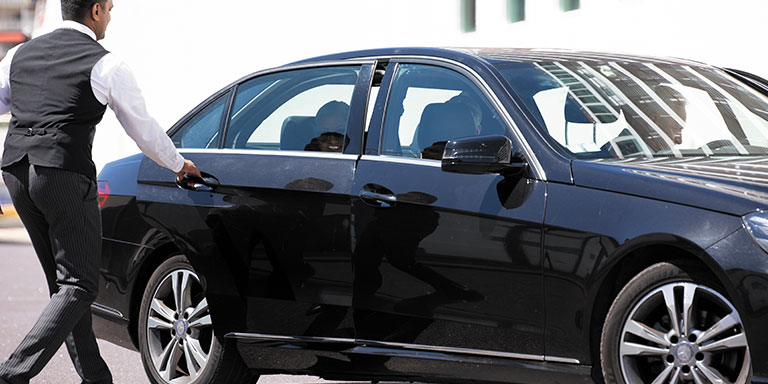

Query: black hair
left=61, top=0, right=106, bottom=21
left=316, top=101, right=350, bottom=120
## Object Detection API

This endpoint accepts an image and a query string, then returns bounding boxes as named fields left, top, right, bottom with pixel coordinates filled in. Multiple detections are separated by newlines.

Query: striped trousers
left=0, top=160, right=112, bottom=384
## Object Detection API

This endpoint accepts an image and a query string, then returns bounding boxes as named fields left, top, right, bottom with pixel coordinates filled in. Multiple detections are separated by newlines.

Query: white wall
left=35, top=0, right=768, bottom=173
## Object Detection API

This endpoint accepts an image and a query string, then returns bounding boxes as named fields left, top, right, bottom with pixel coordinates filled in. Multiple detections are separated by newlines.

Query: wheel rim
left=146, top=268, right=214, bottom=384
left=619, top=282, right=751, bottom=384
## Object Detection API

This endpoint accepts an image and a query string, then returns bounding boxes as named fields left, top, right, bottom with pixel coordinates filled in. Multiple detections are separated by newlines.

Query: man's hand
left=175, top=159, right=202, bottom=182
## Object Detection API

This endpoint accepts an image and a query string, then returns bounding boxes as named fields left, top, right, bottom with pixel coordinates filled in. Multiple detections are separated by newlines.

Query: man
left=0, top=0, right=200, bottom=383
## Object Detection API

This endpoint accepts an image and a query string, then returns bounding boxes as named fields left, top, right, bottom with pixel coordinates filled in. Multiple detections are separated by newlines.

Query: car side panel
left=94, top=154, right=154, bottom=350
left=543, top=182, right=744, bottom=364
left=706, top=228, right=768, bottom=380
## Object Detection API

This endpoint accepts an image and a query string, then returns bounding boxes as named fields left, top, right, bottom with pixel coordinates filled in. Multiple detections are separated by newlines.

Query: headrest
left=280, top=116, right=315, bottom=150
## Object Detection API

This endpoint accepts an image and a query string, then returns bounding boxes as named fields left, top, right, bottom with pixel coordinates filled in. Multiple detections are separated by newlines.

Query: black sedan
left=92, top=48, right=768, bottom=384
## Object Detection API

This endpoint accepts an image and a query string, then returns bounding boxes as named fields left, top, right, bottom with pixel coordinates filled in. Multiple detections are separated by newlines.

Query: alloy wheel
left=145, top=268, right=214, bottom=383
left=619, top=282, right=750, bottom=384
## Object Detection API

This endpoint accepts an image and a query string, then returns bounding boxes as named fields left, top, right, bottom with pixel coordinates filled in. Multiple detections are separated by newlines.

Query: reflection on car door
left=351, top=62, right=546, bottom=361
left=136, top=63, right=373, bottom=340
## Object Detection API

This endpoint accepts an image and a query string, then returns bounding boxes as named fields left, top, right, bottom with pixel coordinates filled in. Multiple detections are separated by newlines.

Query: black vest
left=2, top=28, right=109, bottom=180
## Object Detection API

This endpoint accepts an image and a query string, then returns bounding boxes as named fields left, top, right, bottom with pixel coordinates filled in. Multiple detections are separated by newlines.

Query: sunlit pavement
left=0, top=231, right=384, bottom=384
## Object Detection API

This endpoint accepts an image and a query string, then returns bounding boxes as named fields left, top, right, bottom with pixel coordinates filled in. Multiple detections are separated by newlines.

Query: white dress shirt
left=0, top=21, right=185, bottom=173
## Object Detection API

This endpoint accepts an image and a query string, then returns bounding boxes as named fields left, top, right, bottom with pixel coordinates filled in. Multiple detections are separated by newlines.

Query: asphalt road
left=0, top=238, right=372, bottom=384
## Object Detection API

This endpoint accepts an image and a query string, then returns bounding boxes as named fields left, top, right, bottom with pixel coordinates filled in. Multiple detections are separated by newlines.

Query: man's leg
left=64, top=312, right=112, bottom=383
left=0, top=163, right=60, bottom=384
left=0, top=164, right=111, bottom=384
left=2, top=163, right=57, bottom=294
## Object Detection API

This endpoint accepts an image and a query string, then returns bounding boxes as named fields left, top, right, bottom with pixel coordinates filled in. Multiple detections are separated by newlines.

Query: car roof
left=292, top=47, right=709, bottom=68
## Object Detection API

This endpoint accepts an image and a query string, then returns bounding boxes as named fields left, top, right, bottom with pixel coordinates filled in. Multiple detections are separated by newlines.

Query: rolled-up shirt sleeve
left=91, top=53, right=185, bottom=173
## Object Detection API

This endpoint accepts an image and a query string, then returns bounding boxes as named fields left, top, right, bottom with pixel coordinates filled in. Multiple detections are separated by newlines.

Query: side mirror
left=441, top=135, right=527, bottom=175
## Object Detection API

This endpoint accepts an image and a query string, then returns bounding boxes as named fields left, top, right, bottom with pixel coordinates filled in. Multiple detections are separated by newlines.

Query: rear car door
left=136, top=62, right=374, bottom=339
left=351, top=60, right=547, bottom=359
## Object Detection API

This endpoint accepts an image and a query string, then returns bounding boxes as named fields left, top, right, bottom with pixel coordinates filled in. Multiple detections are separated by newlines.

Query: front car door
left=351, top=59, right=548, bottom=366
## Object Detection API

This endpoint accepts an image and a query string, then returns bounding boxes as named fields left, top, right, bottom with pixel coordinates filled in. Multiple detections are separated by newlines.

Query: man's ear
left=91, top=2, right=100, bottom=20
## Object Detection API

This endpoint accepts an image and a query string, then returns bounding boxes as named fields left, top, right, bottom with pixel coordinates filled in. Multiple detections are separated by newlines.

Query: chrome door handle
left=359, top=190, right=397, bottom=208
left=176, top=172, right=220, bottom=192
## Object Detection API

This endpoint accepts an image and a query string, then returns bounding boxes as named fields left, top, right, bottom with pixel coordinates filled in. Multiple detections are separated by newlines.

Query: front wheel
left=601, top=262, right=751, bottom=384
left=137, top=254, right=257, bottom=384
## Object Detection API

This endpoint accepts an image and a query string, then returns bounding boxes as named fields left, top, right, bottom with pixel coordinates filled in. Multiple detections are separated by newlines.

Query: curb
left=0, top=226, right=30, bottom=244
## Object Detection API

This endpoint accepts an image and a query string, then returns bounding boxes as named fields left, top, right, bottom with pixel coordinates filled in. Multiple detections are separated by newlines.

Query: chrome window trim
left=345, top=54, right=547, bottom=181
left=230, top=59, right=377, bottom=87
left=225, top=332, right=580, bottom=365
left=178, top=148, right=359, bottom=161
left=360, top=154, right=441, bottom=168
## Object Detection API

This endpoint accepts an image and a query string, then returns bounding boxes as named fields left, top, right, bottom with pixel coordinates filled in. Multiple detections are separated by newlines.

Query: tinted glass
left=381, top=64, right=506, bottom=160
left=171, top=92, right=229, bottom=149
left=496, top=61, right=768, bottom=159
left=225, top=66, right=360, bottom=152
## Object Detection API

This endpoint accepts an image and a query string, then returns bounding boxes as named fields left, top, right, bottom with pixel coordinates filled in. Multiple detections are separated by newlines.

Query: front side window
left=224, top=66, right=360, bottom=152
left=381, top=64, right=506, bottom=160
left=496, top=61, right=768, bottom=159
left=171, top=91, right=229, bottom=149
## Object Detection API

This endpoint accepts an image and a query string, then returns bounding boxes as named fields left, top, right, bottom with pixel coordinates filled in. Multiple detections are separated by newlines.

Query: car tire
left=600, top=262, right=751, bottom=384
left=137, top=254, right=257, bottom=384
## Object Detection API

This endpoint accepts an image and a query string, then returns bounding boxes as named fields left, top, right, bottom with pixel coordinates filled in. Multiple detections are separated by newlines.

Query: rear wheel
left=601, top=262, right=751, bottom=384
left=137, top=254, right=257, bottom=384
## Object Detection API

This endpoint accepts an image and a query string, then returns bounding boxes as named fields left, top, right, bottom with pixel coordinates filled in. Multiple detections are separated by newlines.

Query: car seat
left=280, top=116, right=317, bottom=150
left=415, top=102, right=477, bottom=155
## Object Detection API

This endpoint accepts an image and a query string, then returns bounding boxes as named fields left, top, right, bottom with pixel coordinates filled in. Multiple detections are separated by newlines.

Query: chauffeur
left=0, top=0, right=200, bottom=383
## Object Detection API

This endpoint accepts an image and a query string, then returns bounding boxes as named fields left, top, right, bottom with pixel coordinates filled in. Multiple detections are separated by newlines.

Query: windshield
left=495, top=60, right=768, bottom=159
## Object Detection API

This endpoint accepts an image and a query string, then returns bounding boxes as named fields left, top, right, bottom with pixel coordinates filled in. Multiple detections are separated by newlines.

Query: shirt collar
left=60, top=20, right=97, bottom=41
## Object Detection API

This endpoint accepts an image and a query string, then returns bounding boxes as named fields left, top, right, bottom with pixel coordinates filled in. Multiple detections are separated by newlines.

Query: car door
left=136, top=62, right=373, bottom=339
left=351, top=60, right=547, bottom=359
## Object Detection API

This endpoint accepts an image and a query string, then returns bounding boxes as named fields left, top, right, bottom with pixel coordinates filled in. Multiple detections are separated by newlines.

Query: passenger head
left=313, top=101, right=350, bottom=152
left=316, top=101, right=350, bottom=135
left=61, top=0, right=113, bottom=40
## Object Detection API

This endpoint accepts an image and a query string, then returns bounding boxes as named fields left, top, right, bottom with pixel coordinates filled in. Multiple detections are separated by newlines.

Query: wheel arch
left=587, top=234, right=739, bottom=382
left=126, top=238, right=182, bottom=349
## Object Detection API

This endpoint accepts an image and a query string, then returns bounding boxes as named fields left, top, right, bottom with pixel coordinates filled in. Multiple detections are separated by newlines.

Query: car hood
left=571, top=157, right=768, bottom=216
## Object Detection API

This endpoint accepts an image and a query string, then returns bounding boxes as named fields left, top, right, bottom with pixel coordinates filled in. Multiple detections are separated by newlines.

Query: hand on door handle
left=175, top=159, right=202, bottom=182
left=176, top=171, right=220, bottom=192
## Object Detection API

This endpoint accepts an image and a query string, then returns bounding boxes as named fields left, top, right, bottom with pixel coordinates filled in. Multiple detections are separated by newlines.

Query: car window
left=224, top=66, right=361, bottom=152
left=381, top=64, right=506, bottom=160
left=365, top=85, right=379, bottom=133
left=171, top=91, right=229, bottom=149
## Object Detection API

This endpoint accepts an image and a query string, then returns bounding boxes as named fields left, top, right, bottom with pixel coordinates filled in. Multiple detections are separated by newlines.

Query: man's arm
left=91, top=54, right=200, bottom=179
left=0, top=45, right=22, bottom=115
left=0, top=45, right=22, bottom=214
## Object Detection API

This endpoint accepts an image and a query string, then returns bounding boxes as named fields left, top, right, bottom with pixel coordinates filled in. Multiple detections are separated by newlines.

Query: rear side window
left=171, top=92, right=229, bottom=149
left=224, top=66, right=361, bottom=152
